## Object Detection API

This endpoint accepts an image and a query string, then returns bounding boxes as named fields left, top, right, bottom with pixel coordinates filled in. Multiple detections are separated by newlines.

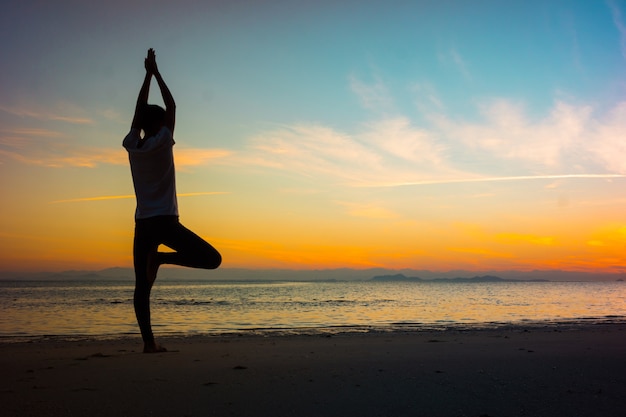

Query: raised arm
left=145, top=49, right=176, bottom=133
left=131, top=64, right=152, bottom=130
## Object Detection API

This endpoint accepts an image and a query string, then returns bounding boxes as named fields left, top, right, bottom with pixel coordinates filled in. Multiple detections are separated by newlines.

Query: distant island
left=371, top=274, right=549, bottom=283
left=3, top=267, right=625, bottom=282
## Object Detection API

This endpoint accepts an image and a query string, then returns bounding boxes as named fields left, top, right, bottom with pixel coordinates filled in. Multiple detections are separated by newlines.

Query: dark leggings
left=133, top=215, right=221, bottom=343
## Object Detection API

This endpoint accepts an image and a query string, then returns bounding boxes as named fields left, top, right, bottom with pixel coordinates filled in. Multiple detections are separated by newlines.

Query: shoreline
left=2, top=323, right=625, bottom=417
left=1, top=317, right=625, bottom=344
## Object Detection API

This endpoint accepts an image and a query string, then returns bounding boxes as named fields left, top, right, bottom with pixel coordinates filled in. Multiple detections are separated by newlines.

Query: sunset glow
left=2, top=0, right=626, bottom=273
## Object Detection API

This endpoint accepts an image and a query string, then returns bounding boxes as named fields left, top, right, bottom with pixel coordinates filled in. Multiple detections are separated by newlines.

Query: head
left=140, top=104, right=166, bottom=137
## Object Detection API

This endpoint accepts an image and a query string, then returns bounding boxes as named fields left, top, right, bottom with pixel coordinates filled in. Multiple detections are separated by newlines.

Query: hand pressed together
left=144, top=48, right=159, bottom=75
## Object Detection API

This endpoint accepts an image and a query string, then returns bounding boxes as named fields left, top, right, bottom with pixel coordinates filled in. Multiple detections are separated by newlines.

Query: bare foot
left=143, top=341, right=167, bottom=353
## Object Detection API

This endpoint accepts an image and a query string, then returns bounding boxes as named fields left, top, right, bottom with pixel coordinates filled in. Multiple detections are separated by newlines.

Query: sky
left=2, top=0, right=626, bottom=273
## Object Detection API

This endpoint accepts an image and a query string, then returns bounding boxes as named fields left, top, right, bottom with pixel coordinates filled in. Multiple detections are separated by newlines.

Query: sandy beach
left=1, top=324, right=625, bottom=417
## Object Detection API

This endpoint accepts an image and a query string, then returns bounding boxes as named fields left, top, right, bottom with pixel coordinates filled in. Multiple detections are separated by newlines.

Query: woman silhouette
left=123, top=49, right=222, bottom=353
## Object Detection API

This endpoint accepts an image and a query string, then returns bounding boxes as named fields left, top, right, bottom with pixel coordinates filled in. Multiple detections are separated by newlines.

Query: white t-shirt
left=123, top=127, right=179, bottom=219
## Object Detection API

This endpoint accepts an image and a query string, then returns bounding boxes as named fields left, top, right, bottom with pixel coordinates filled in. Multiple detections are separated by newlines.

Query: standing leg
left=133, top=219, right=167, bottom=353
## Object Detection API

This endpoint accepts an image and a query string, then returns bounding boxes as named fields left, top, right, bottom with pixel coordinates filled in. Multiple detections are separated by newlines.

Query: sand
left=1, top=324, right=625, bottom=417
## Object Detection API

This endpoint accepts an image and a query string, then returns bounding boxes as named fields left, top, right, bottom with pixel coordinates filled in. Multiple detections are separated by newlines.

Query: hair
left=140, top=104, right=166, bottom=133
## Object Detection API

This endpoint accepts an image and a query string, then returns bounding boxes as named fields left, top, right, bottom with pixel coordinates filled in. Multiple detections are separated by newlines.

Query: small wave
left=156, top=299, right=231, bottom=306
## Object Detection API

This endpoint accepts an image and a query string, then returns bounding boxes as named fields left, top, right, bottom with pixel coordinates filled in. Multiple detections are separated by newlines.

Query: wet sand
left=1, top=324, right=625, bottom=417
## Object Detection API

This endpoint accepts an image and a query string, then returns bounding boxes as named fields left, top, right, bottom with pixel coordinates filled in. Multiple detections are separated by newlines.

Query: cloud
left=432, top=99, right=593, bottom=167
left=349, top=74, right=394, bottom=111
left=587, top=102, right=626, bottom=173
left=1, top=128, right=64, bottom=139
left=175, top=148, right=232, bottom=168
left=449, top=48, right=471, bottom=80
left=359, top=117, right=446, bottom=165
left=608, top=0, right=626, bottom=60
left=0, top=147, right=126, bottom=168
left=242, top=95, right=626, bottom=188
left=0, top=127, right=231, bottom=169
left=50, top=194, right=135, bottom=203
left=0, top=128, right=64, bottom=153
left=438, top=47, right=472, bottom=80
left=410, top=83, right=445, bottom=112
left=359, top=174, right=625, bottom=188
left=50, top=191, right=229, bottom=204
left=0, top=105, right=94, bottom=125
left=248, top=123, right=383, bottom=181
left=246, top=120, right=459, bottom=186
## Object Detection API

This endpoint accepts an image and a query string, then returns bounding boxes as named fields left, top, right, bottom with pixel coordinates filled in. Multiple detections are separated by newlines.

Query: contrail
left=50, top=191, right=229, bottom=204
left=358, top=174, right=626, bottom=188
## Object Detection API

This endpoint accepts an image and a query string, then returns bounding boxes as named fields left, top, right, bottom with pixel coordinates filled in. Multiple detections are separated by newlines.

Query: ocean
left=1, top=279, right=625, bottom=341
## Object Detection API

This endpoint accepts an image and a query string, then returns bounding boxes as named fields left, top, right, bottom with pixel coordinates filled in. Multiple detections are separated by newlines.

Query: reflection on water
left=0, top=280, right=625, bottom=339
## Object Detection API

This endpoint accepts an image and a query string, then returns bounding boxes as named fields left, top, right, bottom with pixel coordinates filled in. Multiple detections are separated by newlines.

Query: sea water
left=0, top=279, right=625, bottom=341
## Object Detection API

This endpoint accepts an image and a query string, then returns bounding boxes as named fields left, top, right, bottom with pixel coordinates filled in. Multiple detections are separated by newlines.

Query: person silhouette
left=123, top=48, right=222, bottom=353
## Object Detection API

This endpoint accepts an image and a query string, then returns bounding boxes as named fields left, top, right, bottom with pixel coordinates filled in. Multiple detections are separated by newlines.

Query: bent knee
left=211, top=253, right=222, bottom=269
left=204, top=252, right=221, bottom=270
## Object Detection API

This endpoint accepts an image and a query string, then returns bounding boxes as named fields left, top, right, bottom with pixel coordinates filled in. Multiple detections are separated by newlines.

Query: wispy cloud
left=0, top=128, right=64, bottom=152
left=438, top=47, right=472, bottom=80
left=411, top=83, right=445, bottom=112
left=242, top=93, right=626, bottom=188
left=175, top=148, right=232, bottom=169
left=0, top=105, right=94, bottom=125
left=608, top=0, right=626, bottom=60
left=0, top=148, right=126, bottom=168
left=586, top=102, right=626, bottom=173
left=50, top=194, right=135, bottom=204
left=0, top=133, right=231, bottom=169
left=1, top=128, right=64, bottom=138
left=562, top=10, right=584, bottom=73
left=432, top=99, right=593, bottom=167
left=349, top=74, right=394, bottom=111
left=449, top=48, right=471, bottom=80
left=245, top=120, right=460, bottom=186
left=359, top=117, right=446, bottom=165
left=248, top=123, right=383, bottom=180
left=49, top=191, right=229, bottom=204
left=356, top=174, right=626, bottom=188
